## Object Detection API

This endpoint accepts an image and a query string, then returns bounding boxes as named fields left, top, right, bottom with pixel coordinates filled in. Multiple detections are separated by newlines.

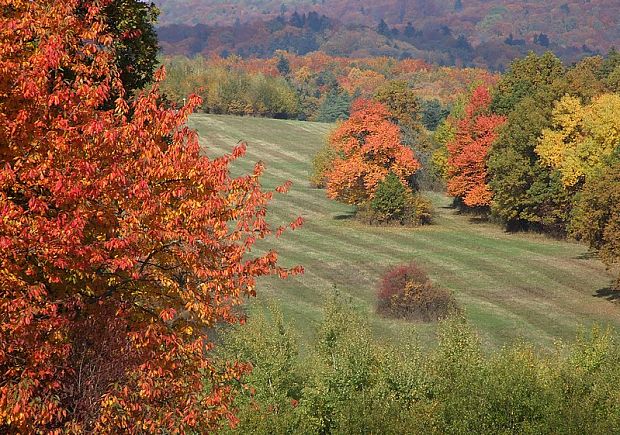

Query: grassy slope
left=191, top=114, right=620, bottom=349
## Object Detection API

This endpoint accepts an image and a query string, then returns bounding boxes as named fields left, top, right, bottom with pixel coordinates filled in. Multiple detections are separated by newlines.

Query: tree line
left=306, top=49, right=620, bottom=287
left=434, top=51, right=620, bottom=286
left=159, top=53, right=492, bottom=123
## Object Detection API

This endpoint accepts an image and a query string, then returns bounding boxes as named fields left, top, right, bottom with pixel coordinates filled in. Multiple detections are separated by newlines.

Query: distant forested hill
left=153, top=0, right=619, bottom=54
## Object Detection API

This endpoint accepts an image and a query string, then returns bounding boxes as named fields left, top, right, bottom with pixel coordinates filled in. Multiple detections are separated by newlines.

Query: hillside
left=193, top=114, right=620, bottom=349
left=154, top=0, right=620, bottom=53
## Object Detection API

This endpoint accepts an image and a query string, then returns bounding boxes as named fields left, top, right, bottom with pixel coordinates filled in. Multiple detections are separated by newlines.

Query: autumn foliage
left=571, top=163, right=620, bottom=289
left=0, top=1, right=301, bottom=432
left=377, top=263, right=458, bottom=322
left=537, top=93, right=620, bottom=188
left=325, top=100, right=421, bottom=205
left=446, top=86, right=506, bottom=207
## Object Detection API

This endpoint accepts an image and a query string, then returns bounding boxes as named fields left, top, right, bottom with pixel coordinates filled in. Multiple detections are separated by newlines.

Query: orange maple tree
left=325, top=100, right=421, bottom=205
left=446, top=86, right=506, bottom=207
left=0, top=1, right=301, bottom=432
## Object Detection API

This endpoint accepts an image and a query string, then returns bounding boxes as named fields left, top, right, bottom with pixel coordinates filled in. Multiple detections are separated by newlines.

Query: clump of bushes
left=377, top=262, right=458, bottom=322
left=221, top=297, right=620, bottom=435
left=357, top=173, right=433, bottom=226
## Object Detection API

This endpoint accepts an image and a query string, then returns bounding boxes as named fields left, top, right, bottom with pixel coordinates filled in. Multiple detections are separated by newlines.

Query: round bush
left=377, top=263, right=458, bottom=322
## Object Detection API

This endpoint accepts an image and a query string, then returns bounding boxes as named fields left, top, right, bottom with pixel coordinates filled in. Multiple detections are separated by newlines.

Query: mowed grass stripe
left=279, top=218, right=597, bottom=310
left=271, top=226, right=586, bottom=344
left=193, top=114, right=620, bottom=349
left=267, top=218, right=612, bottom=346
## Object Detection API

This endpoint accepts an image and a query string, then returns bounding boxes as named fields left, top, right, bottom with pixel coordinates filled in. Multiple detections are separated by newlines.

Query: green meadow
left=191, top=114, right=620, bottom=349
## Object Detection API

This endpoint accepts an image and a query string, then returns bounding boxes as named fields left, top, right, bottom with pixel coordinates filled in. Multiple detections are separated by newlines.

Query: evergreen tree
left=316, top=90, right=351, bottom=122
left=371, top=173, right=408, bottom=220
left=421, top=99, right=450, bottom=131
left=276, top=54, right=291, bottom=76
left=404, top=22, right=416, bottom=38
left=378, top=19, right=391, bottom=37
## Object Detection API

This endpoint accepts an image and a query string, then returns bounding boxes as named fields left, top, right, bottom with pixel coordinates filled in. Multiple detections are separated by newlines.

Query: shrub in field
left=370, top=172, right=408, bottom=220
left=356, top=173, right=433, bottom=226
left=405, top=194, right=434, bottom=225
left=377, top=263, right=457, bottom=321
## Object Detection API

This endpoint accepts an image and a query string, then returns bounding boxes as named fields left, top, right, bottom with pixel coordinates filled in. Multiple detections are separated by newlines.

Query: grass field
left=191, top=114, right=620, bottom=349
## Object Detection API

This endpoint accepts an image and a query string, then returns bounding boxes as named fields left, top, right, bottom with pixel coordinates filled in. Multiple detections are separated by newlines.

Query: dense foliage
left=160, top=56, right=300, bottom=118
left=424, top=50, right=620, bottom=280
left=160, top=53, right=497, bottom=121
left=377, top=263, right=457, bottom=321
left=105, top=0, right=160, bottom=96
left=374, top=80, right=422, bottom=139
left=571, top=163, right=620, bottom=289
left=536, top=93, right=620, bottom=188
left=446, top=86, right=506, bottom=208
left=220, top=298, right=620, bottom=434
left=153, top=1, right=618, bottom=70
left=324, top=100, right=420, bottom=206
left=4, top=0, right=620, bottom=430
left=0, top=1, right=301, bottom=431
left=357, top=174, right=433, bottom=226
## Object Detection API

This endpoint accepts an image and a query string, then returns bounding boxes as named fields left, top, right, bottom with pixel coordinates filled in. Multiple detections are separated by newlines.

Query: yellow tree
left=537, top=94, right=620, bottom=188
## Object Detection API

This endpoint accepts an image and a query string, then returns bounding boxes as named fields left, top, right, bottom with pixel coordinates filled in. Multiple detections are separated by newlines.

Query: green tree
left=488, top=52, right=572, bottom=233
left=310, top=142, right=338, bottom=188
left=421, top=99, right=450, bottom=131
left=276, top=53, right=291, bottom=76
left=377, top=19, right=391, bottom=37
left=103, top=0, right=160, bottom=95
left=564, top=56, right=605, bottom=101
left=598, top=48, right=620, bottom=80
left=604, top=65, right=620, bottom=93
left=370, top=172, right=408, bottom=221
left=374, top=80, right=422, bottom=137
left=316, top=89, right=351, bottom=122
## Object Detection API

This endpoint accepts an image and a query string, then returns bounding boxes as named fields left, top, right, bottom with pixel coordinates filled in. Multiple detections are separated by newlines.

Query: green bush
left=370, top=172, right=408, bottom=220
left=218, top=298, right=620, bottom=435
left=356, top=174, right=433, bottom=226
left=219, top=305, right=304, bottom=434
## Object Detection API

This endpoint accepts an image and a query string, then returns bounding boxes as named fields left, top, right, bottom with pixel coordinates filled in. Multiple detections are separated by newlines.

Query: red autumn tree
left=325, top=99, right=421, bottom=205
left=446, top=86, right=506, bottom=207
left=0, top=1, right=301, bottom=432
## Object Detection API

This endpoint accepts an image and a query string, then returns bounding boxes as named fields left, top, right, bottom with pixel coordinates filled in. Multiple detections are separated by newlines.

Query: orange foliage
left=288, top=51, right=350, bottom=72
left=0, top=1, right=301, bottom=432
left=338, top=68, right=386, bottom=97
left=393, top=58, right=432, bottom=75
left=446, top=86, right=506, bottom=207
left=326, top=100, right=421, bottom=205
